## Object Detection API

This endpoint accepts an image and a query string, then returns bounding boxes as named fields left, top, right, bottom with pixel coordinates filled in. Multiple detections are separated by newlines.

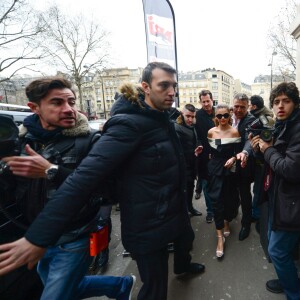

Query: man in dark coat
left=194, top=90, right=215, bottom=223
left=252, top=82, right=300, bottom=298
left=175, top=104, right=203, bottom=216
left=232, top=93, right=256, bottom=241
left=0, top=62, right=205, bottom=300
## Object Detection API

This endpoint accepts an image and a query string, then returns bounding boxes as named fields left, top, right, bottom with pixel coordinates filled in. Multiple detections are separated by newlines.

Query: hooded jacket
left=25, top=83, right=191, bottom=255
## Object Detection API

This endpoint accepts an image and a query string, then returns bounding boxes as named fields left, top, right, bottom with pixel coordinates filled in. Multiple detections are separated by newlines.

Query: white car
left=88, top=119, right=107, bottom=131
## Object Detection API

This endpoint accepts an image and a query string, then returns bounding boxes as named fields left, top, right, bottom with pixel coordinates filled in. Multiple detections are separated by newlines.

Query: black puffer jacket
left=264, top=110, right=300, bottom=231
left=25, top=84, right=191, bottom=254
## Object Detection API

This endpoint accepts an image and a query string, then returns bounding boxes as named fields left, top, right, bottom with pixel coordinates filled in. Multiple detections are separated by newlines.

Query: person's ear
left=141, top=82, right=150, bottom=95
left=27, top=102, right=39, bottom=114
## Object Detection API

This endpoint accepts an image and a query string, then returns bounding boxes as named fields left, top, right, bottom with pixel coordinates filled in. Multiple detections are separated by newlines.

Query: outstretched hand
left=236, top=151, right=248, bottom=168
left=2, top=144, right=51, bottom=178
left=0, top=238, right=46, bottom=276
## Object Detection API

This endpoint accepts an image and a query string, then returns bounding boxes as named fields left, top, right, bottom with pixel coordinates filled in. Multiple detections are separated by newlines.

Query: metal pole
left=100, top=76, right=107, bottom=119
left=4, top=88, right=8, bottom=104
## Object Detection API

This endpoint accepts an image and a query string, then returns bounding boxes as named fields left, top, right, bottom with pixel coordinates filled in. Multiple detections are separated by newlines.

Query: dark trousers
left=237, top=180, right=252, bottom=227
left=186, top=179, right=195, bottom=211
left=132, top=226, right=194, bottom=300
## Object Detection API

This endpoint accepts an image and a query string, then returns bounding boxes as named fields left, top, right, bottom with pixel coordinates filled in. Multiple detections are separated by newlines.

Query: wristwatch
left=45, top=165, right=59, bottom=180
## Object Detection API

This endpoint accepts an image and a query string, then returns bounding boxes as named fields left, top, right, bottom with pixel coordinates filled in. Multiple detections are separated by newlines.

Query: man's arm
left=0, top=118, right=141, bottom=275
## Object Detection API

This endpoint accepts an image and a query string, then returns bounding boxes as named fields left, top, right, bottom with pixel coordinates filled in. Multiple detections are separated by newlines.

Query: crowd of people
left=0, top=61, right=299, bottom=300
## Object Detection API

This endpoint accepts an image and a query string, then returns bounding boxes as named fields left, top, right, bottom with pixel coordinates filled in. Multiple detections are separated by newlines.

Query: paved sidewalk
left=88, top=195, right=285, bottom=300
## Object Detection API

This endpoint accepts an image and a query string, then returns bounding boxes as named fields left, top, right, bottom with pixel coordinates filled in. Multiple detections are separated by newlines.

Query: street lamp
left=268, top=51, right=277, bottom=90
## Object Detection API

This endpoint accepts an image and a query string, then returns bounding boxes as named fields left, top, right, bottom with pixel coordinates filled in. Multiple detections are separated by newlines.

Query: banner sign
left=142, top=0, right=177, bottom=70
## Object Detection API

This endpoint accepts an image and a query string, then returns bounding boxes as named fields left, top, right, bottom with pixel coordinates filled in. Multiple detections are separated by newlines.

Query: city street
left=87, top=194, right=285, bottom=300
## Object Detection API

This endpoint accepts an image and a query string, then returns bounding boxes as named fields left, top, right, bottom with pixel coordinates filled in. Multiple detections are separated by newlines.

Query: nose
left=62, top=102, right=74, bottom=113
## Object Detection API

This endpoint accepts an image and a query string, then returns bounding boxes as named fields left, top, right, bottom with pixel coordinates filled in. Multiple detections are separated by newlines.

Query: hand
left=236, top=151, right=248, bottom=168
left=0, top=238, right=46, bottom=275
left=249, top=134, right=260, bottom=153
left=258, top=138, right=273, bottom=153
left=224, top=157, right=235, bottom=169
left=2, top=144, right=52, bottom=178
left=195, top=146, right=203, bottom=157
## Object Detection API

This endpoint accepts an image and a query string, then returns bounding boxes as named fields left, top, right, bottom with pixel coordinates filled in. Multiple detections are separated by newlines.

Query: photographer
left=251, top=82, right=300, bottom=298
left=248, top=95, right=274, bottom=225
left=0, top=77, right=135, bottom=300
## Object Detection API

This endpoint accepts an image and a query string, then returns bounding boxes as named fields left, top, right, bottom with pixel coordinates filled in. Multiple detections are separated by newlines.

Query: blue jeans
left=268, top=230, right=300, bottom=300
left=202, top=179, right=213, bottom=215
left=37, top=236, right=132, bottom=300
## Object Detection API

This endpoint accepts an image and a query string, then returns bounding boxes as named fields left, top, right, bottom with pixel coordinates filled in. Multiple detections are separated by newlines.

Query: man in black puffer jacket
left=0, top=62, right=205, bottom=300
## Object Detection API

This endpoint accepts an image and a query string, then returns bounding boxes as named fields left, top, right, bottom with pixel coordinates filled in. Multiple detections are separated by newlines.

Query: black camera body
left=0, top=114, right=20, bottom=158
left=246, top=115, right=274, bottom=142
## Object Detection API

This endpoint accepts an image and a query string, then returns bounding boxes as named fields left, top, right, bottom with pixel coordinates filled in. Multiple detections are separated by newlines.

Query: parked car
left=88, top=119, right=107, bottom=131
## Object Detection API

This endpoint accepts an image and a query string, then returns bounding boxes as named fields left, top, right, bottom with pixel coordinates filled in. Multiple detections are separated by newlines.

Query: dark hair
left=25, top=77, right=75, bottom=104
left=142, top=62, right=177, bottom=85
left=269, top=82, right=300, bottom=108
left=215, top=103, right=232, bottom=126
left=184, top=103, right=196, bottom=112
left=234, top=93, right=249, bottom=102
left=199, top=89, right=213, bottom=101
left=250, top=95, right=264, bottom=109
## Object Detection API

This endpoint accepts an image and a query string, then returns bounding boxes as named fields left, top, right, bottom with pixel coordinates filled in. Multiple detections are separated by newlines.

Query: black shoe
left=206, top=214, right=214, bottom=223
left=94, top=248, right=109, bottom=269
left=187, top=262, right=205, bottom=274
left=167, top=242, right=175, bottom=253
left=195, top=193, right=201, bottom=200
left=189, top=207, right=202, bottom=216
left=175, top=262, right=205, bottom=275
left=266, top=279, right=284, bottom=294
left=239, top=226, right=250, bottom=241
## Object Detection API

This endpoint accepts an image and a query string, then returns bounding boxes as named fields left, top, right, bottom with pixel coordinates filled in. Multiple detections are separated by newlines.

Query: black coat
left=236, top=112, right=256, bottom=181
left=174, top=116, right=199, bottom=180
left=264, top=110, right=300, bottom=231
left=194, top=108, right=215, bottom=178
left=25, top=86, right=191, bottom=255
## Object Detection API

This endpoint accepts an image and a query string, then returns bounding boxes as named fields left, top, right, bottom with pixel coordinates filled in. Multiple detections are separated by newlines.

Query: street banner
left=142, top=0, right=178, bottom=71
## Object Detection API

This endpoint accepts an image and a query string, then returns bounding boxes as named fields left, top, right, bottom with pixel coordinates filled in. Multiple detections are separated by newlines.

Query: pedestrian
left=207, top=104, right=241, bottom=259
left=0, top=62, right=205, bottom=300
left=233, top=93, right=256, bottom=241
left=0, top=77, right=135, bottom=300
left=251, top=82, right=300, bottom=299
left=174, top=103, right=203, bottom=216
left=194, top=89, right=215, bottom=223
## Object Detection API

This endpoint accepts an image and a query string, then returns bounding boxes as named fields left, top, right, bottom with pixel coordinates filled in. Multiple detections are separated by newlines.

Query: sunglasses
left=216, top=113, right=230, bottom=119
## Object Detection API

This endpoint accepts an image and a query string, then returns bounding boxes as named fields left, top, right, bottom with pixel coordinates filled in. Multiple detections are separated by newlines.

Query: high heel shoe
left=223, top=221, right=230, bottom=237
left=216, top=236, right=225, bottom=259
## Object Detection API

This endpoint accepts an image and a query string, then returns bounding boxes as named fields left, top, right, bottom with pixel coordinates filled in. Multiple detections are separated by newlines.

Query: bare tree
left=268, top=0, right=297, bottom=80
left=0, top=0, right=44, bottom=82
left=37, top=5, right=110, bottom=110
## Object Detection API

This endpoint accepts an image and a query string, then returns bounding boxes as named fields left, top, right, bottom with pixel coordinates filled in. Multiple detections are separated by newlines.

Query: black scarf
left=273, top=108, right=299, bottom=139
left=23, top=114, right=63, bottom=143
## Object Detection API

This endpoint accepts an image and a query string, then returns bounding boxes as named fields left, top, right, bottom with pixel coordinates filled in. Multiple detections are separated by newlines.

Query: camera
left=246, top=115, right=274, bottom=142
left=0, top=114, right=20, bottom=158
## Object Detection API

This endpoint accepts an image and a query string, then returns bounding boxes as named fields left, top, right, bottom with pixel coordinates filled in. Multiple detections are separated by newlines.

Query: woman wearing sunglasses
left=207, top=104, right=241, bottom=260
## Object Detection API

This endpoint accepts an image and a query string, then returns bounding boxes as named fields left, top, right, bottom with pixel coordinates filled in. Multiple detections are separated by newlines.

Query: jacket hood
left=251, top=106, right=274, bottom=118
left=19, top=111, right=91, bottom=138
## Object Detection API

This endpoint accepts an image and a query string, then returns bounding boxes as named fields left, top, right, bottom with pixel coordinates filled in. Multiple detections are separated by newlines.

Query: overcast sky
left=32, top=0, right=297, bottom=84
